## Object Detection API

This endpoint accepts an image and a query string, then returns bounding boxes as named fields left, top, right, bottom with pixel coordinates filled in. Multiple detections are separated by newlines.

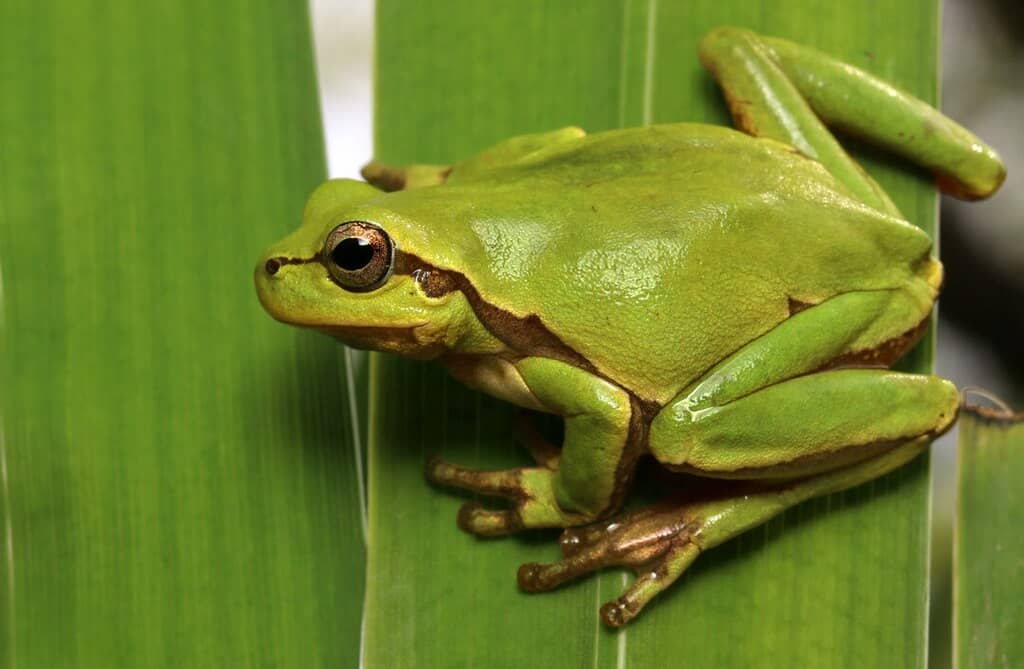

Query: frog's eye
left=322, top=221, right=395, bottom=292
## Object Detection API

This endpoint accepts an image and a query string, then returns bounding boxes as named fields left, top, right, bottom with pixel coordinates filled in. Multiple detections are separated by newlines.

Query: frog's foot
left=518, top=438, right=930, bottom=627
left=517, top=499, right=702, bottom=627
left=426, top=457, right=589, bottom=536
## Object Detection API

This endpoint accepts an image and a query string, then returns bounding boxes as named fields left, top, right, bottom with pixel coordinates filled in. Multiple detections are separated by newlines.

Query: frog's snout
left=255, top=256, right=306, bottom=328
left=253, top=255, right=278, bottom=314
left=253, top=251, right=308, bottom=322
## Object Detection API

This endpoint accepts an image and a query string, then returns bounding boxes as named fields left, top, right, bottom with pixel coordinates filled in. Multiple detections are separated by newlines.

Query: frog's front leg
left=427, top=357, right=639, bottom=536
left=360, top=161, right=452, bottom=192
left=361, top=126, right=586, bottom=192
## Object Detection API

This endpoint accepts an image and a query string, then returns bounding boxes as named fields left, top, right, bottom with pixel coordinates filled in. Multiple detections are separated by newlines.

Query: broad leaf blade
left=0, top=1, right=363, bottom=665
left=955, top=404, right=1024, bottom=669
left=367, top=1, right=936, bottom=666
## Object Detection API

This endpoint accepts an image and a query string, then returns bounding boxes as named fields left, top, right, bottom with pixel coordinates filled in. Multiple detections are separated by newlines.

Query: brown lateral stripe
left=394, top=250, right=597, bottom=371
left=269, top=246, right=603, bottom=381
left=264, top=255, right=318, bottom=276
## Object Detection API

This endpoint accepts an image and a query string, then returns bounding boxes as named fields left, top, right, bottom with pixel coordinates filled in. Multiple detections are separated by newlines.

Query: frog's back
left=367, top=124, right=934, bottom=405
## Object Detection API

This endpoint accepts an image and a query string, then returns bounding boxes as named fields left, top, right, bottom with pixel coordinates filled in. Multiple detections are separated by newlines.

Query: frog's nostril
left=265, top=258, right=281, bottom=276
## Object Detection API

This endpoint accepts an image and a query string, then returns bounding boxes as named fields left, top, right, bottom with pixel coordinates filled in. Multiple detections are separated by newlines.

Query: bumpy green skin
left=255, top=27, right=1005, bottom=626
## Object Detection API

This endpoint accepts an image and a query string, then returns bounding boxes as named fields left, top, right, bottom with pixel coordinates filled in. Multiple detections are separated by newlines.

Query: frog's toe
left=457, top=503, right=523, bottom=536
left=599, top=541, right=701, bottom=627
left=428, top=457, right=593, bottom=533
left=456, top=496, right=592, bottom=537
left=426, top=456, right=523, bottom=497
left=518, top=540, right=619, bottom=592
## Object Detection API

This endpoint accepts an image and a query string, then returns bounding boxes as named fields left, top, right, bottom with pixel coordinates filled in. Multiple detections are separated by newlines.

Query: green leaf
left=0, top=1, right=364, bottom=666
left=955, top=402, right=1024, bottom=669
left=367, top=1, right=937, bottom=667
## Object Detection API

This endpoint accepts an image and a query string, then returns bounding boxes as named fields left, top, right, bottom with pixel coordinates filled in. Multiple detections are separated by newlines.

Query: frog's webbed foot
left=426, top=457, right=588, bottom=536
left=518, top=499, right=703, bottom=627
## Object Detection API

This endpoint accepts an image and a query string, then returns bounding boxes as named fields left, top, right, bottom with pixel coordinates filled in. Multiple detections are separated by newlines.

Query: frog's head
left=255, top=179, right=493, bottom=360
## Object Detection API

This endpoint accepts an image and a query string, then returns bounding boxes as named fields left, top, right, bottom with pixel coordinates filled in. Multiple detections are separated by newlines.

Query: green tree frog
left=255, top=28, right=1005, bottom=626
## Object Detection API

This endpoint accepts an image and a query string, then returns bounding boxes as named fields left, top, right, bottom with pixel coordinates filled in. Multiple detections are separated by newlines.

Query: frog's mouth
left=315, top=323, right=442, bottom=359
left=256, top=288, right=435, bottom=357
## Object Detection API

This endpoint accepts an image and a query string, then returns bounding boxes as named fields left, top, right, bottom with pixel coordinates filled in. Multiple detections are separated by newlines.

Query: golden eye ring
left=322, top=221, right=394, bottom=292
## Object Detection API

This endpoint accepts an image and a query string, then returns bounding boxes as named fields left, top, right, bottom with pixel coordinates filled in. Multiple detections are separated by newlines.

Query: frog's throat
left=316, top=323, right=444, bottom=360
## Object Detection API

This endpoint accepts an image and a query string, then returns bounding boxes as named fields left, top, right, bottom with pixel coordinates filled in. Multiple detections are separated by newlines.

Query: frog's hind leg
left=699, top=27, right=897, bottom=214
left=698, top=27, right=1005, bottom=213
left=519, top=438, right=928, bottom=627
left=651, top=367, right=955, bottom=479
left=758, top=33, right=1006, bottom=200
left=654, top=284, right=940, bottom=438
left=647, top=286, right=957, bottom=477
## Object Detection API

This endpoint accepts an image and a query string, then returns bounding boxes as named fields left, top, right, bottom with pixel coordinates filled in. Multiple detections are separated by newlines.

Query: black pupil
left=332, top=237, right=374, bottom=271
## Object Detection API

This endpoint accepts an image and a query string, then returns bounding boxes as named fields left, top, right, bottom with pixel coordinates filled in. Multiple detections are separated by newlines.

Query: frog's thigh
left=650, top=368, right=957, bottom=477
left=681, top=286, right=937, bottom=413
left=515, top=357, right=635, bottom=517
